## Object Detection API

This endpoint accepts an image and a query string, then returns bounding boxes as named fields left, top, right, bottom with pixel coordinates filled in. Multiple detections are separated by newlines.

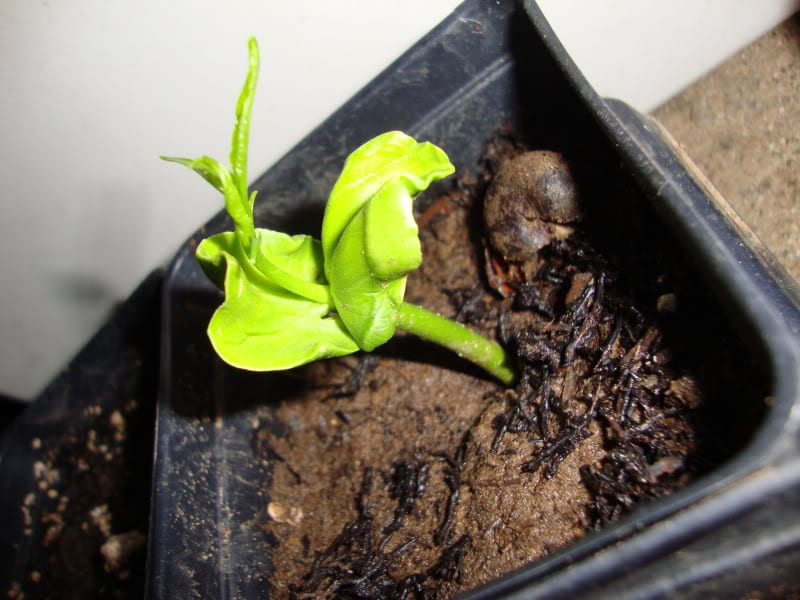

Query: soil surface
left=7, top=399, right=152, bottom=600
left=255, top=132, right=766, bottom=599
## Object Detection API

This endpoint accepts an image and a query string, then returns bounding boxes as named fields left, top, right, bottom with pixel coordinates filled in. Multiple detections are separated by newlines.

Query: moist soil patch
left=255, top=132, right=766, bottom=599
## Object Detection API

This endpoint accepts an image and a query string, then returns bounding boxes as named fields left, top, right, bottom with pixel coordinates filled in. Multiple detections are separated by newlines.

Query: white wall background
left=1, top=0, right=797, bottom=400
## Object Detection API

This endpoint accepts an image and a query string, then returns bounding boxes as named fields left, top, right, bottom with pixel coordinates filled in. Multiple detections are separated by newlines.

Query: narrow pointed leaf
left=230, top=37, right=259, bottom=202
left=162, top=154, right=254, bottom=243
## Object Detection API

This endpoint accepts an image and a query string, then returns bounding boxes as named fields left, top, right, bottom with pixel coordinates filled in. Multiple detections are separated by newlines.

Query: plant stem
left=396, top=302, right=517, bottom=386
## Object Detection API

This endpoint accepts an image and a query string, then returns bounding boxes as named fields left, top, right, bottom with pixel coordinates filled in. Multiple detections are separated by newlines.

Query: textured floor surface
left=654, top=13, right=800, bottom=283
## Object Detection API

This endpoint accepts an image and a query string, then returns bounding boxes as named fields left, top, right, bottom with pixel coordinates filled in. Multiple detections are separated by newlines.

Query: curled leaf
left=328, top=205, right=409, bottom=351
left=321, top=131, right=454, bottom=272
left=364, top=179, right=423, bottom=280
left=325, top=132, right=454, bottom=350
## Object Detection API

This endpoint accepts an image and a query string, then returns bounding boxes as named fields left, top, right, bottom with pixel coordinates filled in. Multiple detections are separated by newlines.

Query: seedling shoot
left=162, top=38, right=517, bottom=385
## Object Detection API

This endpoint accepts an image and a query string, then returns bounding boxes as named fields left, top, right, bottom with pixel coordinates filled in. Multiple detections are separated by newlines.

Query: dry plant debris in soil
left=255, top=132, right=765, bottom=599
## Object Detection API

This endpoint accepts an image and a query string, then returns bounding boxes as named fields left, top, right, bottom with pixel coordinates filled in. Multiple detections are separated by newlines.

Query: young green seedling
left=162, top=37, right=517, bottom=386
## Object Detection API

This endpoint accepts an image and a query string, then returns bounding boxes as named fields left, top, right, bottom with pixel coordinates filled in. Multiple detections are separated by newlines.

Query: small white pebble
left=267, top=502, right=304, bottom=526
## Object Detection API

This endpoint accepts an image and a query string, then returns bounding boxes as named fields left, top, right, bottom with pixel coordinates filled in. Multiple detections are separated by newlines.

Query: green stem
left=396, top=302, right=517, bottom=386
left=243, top=253, right=333, bottom=306
left=235, top=236, right=334, bottom=307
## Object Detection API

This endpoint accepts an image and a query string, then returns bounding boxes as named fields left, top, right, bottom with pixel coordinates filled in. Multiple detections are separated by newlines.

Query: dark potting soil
left=6, top=398, right=153, bottom=600
left=261, top=132, right=767, bottom=598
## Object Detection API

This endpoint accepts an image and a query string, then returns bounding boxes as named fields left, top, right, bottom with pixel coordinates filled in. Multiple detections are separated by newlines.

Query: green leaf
left=162, top=38, right=261, bottom=250
left=160, top=155, right=228, bottom=193
left=364, top=179, right=422, bottom=280
left=197, top=229, right=332, bottom=305
left=230, top=37, right=259, bottom=204
left=321, top=131, right=455, bottom=272
left=206, top=250, right=359, bottom=371
left=196, top=232, right=233, bottom=290
left=161, top=155, right=255, bottom=244
left=324, top=132, right=454, bottom=351
left=329, top=206, right=408, bottom=351
left=253, top=229, right=325, bottom=285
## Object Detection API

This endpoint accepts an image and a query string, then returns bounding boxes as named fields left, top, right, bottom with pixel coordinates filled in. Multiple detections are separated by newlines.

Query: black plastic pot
left=0, top=271, right=162, bottom=597
left=154, top=1, right=800, bottom=598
